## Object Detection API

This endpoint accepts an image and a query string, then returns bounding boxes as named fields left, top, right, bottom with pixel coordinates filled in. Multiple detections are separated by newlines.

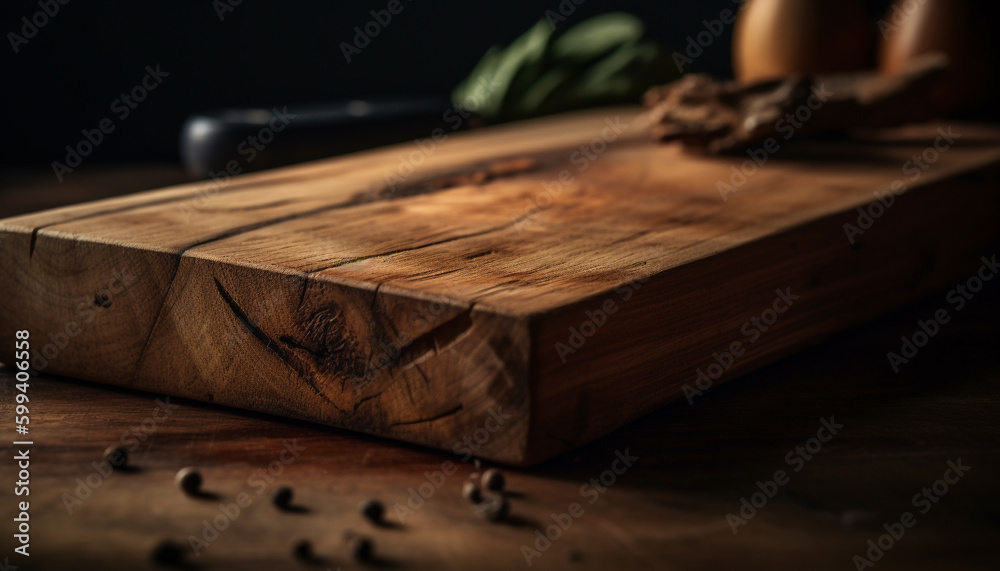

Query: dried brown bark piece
left=645, top=54, right=950, bottom=154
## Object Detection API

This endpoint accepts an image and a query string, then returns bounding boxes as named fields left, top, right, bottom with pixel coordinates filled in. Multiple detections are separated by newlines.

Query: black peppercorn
left=103, top=446, right=128, bottom=469
left=349, top=535, right=374, bottom=561
left=462, top=481, right=483, bottom=504
left=175, top=467, right=202, bottom=496
left=473, top=493, right=509, bottom=522
left=482, top=468, right=505, bottom=492
left=292, top=539, right=313, bottom=560
left=151, top=540, right=184, bottom=565
left=360, top=498, right=384, bottom=523
left=272, top=486, right=294, bottom=510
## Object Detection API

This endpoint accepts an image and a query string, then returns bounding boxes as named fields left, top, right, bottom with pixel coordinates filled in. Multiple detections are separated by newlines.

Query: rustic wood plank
left=2, top=109, right=1000, bottom=464
left=2, top=286, right=998, bottom=569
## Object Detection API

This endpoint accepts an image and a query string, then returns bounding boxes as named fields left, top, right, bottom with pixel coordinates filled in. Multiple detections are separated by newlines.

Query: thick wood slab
left=3, top=288, right=1000, bottom=570
left=2, top=109, right=1000, bottom=464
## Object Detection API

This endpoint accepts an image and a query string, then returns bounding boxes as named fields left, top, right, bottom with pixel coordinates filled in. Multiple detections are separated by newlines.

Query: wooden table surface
left=1, top=165, right=998, bottom=570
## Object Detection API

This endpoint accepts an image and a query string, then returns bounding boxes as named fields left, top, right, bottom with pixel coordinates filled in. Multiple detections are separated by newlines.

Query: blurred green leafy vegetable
left=452, top=13, right=679, bottom=123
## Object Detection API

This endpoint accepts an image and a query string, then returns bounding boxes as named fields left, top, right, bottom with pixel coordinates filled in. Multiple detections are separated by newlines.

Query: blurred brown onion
left=733, top=0, right=873, bottom=82
left=878, top=0, right=994, bottom=113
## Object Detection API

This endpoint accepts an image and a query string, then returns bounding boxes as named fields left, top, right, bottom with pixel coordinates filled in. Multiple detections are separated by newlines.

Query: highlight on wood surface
left=2, top=108, right=999, bottom=465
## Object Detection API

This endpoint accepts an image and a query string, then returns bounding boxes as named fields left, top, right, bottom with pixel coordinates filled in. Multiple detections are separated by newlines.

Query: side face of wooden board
left=0, top=231, right=534, bottom=463
left=1, top=111, right=652, bottom=466
left=2, top=108, right=1000, bottom=464
left=527, top=166, right=1000, bottom=463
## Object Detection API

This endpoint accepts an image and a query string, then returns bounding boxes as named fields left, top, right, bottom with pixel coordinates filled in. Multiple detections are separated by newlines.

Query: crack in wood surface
left=367, top=157, right=540, bottom=202
left=352, top=391, right=383, bottom=414
left=213, top=277, right=349, bottom=415
left=201, top=198, right=299, bottom=212
left=178, top=158, right=544, bottom=257
left=395, top=307, right=475, bottom=373
left=28, top=227, right=39, bottom=259
left=131, top=256, right=183, bottom=381
left=22, top=171, right=345, bottom=240
left=308, top=213, right=536, bottom=273
left=214, top=277, right=306, bottom=375
left=387, top=404, right=463, bottom=428
left=22, top=154, right=545, bottom=264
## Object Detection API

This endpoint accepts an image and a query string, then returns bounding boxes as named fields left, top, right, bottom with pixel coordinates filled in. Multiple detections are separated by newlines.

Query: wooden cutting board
left=2, top=108, right=999, bottom=465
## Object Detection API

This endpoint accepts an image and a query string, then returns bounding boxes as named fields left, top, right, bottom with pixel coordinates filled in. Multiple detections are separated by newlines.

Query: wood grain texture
left=1, top=287, right=998, bottom=570
left=2, top=108, right=1000, bottom=465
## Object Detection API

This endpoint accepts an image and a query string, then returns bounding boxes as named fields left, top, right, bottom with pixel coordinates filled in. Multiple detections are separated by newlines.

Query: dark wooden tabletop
left=1, top=165, right=998, bottom=570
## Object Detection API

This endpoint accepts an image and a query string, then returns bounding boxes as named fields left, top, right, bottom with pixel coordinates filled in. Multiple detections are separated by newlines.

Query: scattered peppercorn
left=292, top=540, right=313, bottom=560
left=349, top=535, right=374, bottom=562
left=473, top=493, right=509, bottom=522
left=360, top=498, right=384, bottom=524
left=175, top=467, right=202, bottom=496
left=462, top=481, right=483, bottom=504
left=151, top=540, right=184, bottom=565
left=272, top=486, right=294, bottom=510
left=482, top=468, right=505, bottom=492
left=103, top=446, right=128, bottom=469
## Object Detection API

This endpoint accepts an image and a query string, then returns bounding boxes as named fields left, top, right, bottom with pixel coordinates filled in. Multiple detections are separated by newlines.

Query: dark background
left=2, top=0, right=895, bottom=166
